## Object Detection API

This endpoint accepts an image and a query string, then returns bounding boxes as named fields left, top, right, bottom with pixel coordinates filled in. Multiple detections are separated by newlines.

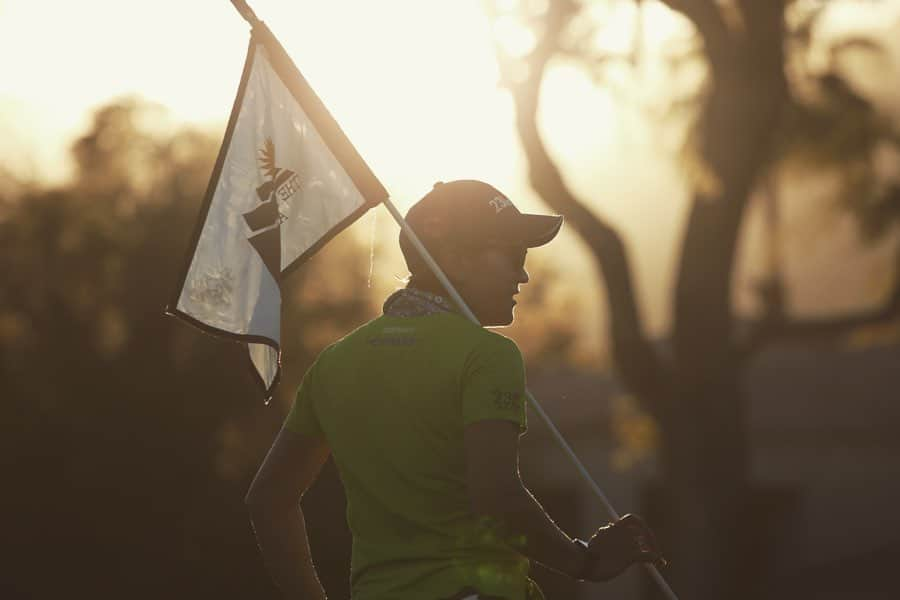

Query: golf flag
left=168, top=21, right=388, bottom=399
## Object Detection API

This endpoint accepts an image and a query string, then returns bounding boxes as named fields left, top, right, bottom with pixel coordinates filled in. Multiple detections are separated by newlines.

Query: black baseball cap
left=400, top=180, right=563, bottom=259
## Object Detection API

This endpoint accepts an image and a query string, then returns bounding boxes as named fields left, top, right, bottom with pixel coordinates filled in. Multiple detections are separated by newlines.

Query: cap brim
left=515, top=213, right=564, bottom=247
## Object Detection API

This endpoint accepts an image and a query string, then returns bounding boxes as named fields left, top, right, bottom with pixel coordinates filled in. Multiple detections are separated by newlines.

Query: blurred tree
left=486, top=1, right=900, bottom=598
left=0, top=98, right=370, bottom=599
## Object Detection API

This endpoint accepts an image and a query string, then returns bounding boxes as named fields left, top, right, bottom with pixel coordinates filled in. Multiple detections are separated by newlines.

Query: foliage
left=0, top=99, right=371, bottom=599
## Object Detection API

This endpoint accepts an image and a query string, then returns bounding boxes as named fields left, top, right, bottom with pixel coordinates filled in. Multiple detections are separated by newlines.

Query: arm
left=464, top=419, right=587, bottom=578
left=464, top=420, right=664, bottom=582
left=245, top=426, right=331, bottom=599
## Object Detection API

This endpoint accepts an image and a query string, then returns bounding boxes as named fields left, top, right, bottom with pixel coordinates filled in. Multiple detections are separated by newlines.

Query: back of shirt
left=285, top=310, right=533, bottom=600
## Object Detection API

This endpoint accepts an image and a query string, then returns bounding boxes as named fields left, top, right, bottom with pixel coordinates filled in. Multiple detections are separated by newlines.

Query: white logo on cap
left=488, top=195, right=512, bottom=214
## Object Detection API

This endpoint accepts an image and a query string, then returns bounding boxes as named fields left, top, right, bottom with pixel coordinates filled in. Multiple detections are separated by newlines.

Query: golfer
left=246, top=180, right=663, bottom=599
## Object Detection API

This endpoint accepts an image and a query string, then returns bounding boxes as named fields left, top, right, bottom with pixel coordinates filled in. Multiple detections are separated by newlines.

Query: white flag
left=168, top=23, right=387, bottom=399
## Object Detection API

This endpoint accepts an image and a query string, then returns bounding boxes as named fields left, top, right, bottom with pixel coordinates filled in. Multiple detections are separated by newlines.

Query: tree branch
left=657, top=0, right=730, bottom=60
left=739, top=266, right=900, bottom=357
left=493, top=0, right=671, bottom=418
left=671, top=0, right=788, bottom=369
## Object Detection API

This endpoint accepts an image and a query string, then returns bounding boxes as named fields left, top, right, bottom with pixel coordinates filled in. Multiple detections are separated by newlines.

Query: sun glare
left=0, top=1, right=247, bottom=181
left=492, top=16, right=538, bottom=58
left=262, top=1, right=520, bottom=209
left=1, top=0, right=522, bottom=194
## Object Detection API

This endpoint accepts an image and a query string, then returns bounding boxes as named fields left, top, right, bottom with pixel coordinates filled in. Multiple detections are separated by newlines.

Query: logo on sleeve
left=491, top=388, right=522, bottom=410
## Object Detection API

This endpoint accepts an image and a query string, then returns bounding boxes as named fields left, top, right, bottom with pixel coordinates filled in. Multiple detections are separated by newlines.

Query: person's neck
left=404, top=281, right=474, bottom=319
left=406, top=280, right=448, bottom=299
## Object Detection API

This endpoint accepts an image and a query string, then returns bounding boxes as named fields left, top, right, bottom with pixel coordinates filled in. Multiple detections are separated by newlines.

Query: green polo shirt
left=285, top=310, right=542, bottom=600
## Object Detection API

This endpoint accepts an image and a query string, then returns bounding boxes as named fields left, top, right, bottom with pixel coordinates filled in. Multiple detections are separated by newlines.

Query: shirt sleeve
left=284, top=351, right=327, bottom=437
left=461, top=334, right=527, bottom=433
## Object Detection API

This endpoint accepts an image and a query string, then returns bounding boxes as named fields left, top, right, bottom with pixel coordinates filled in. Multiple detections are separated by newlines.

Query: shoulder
left=312, top=316, right=383, bottom=363
left=463, top=328, right=525, bottom=372
left=432, top=313, right=521, bottom=351
left=420, top=314, right=524, bottom=363
left=474, top=328, right=522, bottom=355
left=301, top=333, right=350, bottom=382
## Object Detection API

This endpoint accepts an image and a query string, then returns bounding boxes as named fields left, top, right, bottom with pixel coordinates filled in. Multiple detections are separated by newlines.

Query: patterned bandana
left=382, top=287, right=458, bottom=317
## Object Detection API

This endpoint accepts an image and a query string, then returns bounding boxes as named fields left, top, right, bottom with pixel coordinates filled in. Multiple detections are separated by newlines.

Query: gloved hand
left=580, top=513, right=666, bottom=581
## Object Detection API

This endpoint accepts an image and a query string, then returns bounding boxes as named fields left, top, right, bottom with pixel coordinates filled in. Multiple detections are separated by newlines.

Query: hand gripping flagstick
left=227, top=2, right=677, bottom=597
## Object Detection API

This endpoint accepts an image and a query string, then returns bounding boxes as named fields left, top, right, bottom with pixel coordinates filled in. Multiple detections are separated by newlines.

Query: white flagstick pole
left=381, top=197, right=678, bottom=600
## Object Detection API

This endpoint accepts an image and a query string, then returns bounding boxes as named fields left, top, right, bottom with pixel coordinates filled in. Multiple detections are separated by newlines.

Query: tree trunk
left=497, top=2, right=789, bottom=598
left=662, top=6, right=787, bottom=596
left=658, top=360, right=750, bottom=599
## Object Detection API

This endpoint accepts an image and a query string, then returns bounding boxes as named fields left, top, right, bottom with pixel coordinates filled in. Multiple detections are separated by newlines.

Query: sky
left=2, top=0, right=898, bottom=355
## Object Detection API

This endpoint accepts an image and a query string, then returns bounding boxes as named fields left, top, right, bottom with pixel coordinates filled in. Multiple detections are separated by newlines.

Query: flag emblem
left=168, top=23, right=387, bottom=399
left=243, top=138, right=303, bottom=282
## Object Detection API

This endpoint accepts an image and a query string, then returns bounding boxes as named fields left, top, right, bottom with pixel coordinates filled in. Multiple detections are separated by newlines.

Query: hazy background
left=2, top=1, right=899, bottom=599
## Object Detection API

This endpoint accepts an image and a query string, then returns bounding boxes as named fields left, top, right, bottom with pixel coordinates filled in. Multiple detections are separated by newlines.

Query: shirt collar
left=382, top=286, right=459, bottom=317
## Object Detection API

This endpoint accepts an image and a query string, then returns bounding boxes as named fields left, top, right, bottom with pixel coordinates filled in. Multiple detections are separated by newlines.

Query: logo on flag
left=243, top=138, right=303, bottom=282
left=167, top=23, right=387, bottom=399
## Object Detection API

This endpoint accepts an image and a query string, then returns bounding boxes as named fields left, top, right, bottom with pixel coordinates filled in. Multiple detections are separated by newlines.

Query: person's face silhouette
left=450, top=244, right=530, bottom=327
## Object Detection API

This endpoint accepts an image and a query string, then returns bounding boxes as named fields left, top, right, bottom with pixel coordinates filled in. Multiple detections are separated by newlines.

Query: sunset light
left=0, top=0, right=679, bottom=208
left=5, top=3, right=900, bottom=600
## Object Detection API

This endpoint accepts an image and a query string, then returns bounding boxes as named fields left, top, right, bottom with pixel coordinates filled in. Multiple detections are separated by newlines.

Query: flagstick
left=381, top=197, right=678, bottom=600
left=230, top=0, right=260, bottom=26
